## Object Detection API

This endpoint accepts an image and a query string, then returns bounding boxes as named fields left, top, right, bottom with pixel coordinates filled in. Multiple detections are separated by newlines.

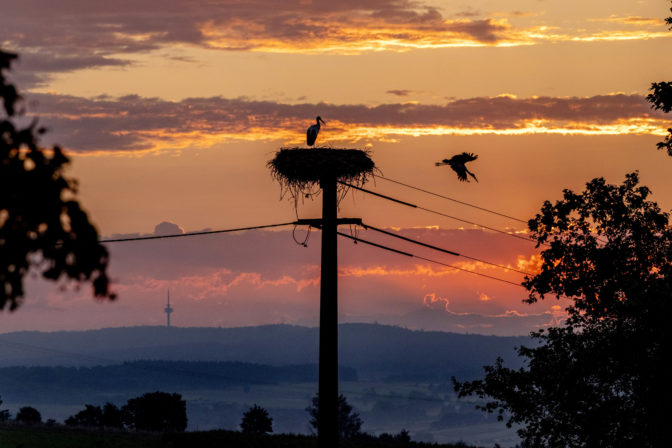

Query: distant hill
left=0, top=323, right=529, bottom=380
left=0, top=361, right=357, bottom=403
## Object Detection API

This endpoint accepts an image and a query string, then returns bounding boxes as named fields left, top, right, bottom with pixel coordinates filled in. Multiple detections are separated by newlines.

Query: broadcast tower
left=165, top=290, right=174, bottom=327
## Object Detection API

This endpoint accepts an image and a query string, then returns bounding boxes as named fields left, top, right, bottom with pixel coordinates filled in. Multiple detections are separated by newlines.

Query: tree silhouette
left=0, top=49, right=113, bottom=310
left=454, top=173, right=670, bottom=447
left=121, top=391, right=187, bottom=432
left=15, top=406, right=41, bottom=424
left=0, top=396, right=9, bottom=422
left=240, top=404, right=273, bottom=435
left=307, top=393, right=363, bottom=439
left=65, top=402, right=123, bottom=428
left=65, top=404, right=103, bottom=427
left=647, top=3, right=672, bottom=155
left=101, top=402, right=124, bottom=428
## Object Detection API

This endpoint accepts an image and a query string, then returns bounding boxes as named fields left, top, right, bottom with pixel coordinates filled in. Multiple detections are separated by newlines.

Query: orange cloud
left=121, top=269, right=320, bottom=301
left=589, top=16, right=663, bottom=26
left=5, top=0, right=671, bottom=92
left=422, top=292, right=451, bottom=311
left=516, top=254, right=543, bottom=275
left=479, top=293, right=492, bottom=302
left=27, top=92, right=669, bottom=155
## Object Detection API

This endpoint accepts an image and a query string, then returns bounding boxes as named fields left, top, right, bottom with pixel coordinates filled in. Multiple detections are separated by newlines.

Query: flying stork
left=436, top=152, right=479, bottom=182
left=306, top=116, right=326, bottom=146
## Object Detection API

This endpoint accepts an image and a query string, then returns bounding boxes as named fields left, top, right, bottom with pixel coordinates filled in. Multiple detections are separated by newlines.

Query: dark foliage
left=102, top=402, right=124, bottom=428
left=647, top=81, right=672, bottom=113
left=0, top=396, right=9, bottom=422
left=647, top=82, right=672, bottom=155
left=1, top=424, right=475, bottom=448
left=378, top=429, right=412, bottom=445
left=15, top=406, right=41, bottom=424
left=307, top=393, right=363, bottom=439
left=121, top=391, right=187, bottom=432
left=646, top=4, right=672, bottom=155
left=65, top=402, right=123, bottom=428
left=65, top=404, right=103, bottom=427
left=454, top=173, right=671, bottom=447
left=0, top=49, right=114, bottom=310
left=240, top=404, right=273, bottom=435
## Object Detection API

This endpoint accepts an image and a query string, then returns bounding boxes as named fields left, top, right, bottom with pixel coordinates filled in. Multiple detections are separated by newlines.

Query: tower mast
left=164, top=290, right=174, bottom=327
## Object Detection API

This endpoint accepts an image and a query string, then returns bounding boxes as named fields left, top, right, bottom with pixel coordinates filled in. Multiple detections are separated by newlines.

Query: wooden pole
left=318, top=174, right=339, bottom=448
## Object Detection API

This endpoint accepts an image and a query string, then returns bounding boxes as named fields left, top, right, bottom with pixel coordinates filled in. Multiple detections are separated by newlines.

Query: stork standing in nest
left=436, top=152, right=479, bottom=182
left=306, top=116, right=326, bottom=146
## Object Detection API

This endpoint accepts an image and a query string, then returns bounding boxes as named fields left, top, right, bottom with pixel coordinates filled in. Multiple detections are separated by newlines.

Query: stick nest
left=268, top=147, right=375, bottom=205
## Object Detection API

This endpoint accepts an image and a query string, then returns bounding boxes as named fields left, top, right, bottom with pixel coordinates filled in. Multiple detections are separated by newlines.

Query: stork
left=436, top=152, right=479, bottom=182
left=306, top=116, right=326, bottom=146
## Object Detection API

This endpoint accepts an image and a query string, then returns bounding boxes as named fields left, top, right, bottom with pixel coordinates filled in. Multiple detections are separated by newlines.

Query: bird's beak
left=320, top=118, right=326, bottom=125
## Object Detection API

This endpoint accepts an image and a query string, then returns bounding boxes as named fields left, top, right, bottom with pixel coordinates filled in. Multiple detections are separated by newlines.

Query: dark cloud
left=21, top=92, right=660, bottom=152
left=1, top=0, right=514, bottom=79
left=370, top=306, right=555, bottom=336
left=454, top=9, right=482, bottom=18
left=386, top=89, right=413, bottom=97
left=154, top=222, right=185, bottom=236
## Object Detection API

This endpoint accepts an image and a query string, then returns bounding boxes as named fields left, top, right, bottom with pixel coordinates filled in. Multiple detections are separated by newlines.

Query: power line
left=360, top=223, right=533, bottom=276
left=100, top=222, right=296, bottom=243
left=375, top=176, right=608, bottom=247
left=337, top=232, right=525, bottom=288
left=339, top=181, right=537, bottom=244
left=416, top=205, right=536, bottom=243
left=362, top=224, right=458, bottom=256
left=376, top=175, right=528, bottom=224
left=98, top=219, right=531, bottom=276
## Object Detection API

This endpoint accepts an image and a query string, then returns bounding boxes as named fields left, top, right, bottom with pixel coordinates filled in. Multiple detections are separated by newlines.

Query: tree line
left=2, top=390, right=417, bottom=445
left=0, top=360, right=357, bottom=398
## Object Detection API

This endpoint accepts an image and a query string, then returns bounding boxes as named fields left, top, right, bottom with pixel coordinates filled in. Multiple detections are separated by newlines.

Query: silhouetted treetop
left=646, top=3, right=672, bottom=155
left=307, top=393, right=363, bottom=439
left=455, top=173, right=670, bottom=447
left=121, top=391, right=187, bottom=432
left=240, top=404, right=273, bottom=435
left=0, top=49, right=114, bottom=310
left=15, top=406, right=41, bottom=424
left=524, top=172, right=670, bottom=322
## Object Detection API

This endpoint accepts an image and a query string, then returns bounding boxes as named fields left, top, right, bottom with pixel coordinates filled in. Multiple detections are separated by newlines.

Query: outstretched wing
left=451, top=166, right=468, bottom=182
left=450, top=152, right=478, bottom=164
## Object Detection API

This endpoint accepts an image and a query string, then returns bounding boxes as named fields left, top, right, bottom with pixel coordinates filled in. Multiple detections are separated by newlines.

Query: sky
left=1, top=0, right=671, bottom=335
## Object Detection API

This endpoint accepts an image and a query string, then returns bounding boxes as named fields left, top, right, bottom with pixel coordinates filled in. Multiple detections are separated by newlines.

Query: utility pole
left=318, top=174, right=338, bottom=448
left=269, top=146, right=374, bottom=448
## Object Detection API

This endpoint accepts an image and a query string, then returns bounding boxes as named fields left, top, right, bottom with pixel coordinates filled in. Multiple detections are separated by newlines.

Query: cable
left=337, top=232, right=525, bottom=288
left=416, top=206, right=536, bottom=243
left=339, top=181, right=537, bottom=245
left=376, top=175, right=528, bottom=223
left=361, top=223, right=533, bottom=276
left=376, top=176, right=611, bottom=247
left=338, top=231, right=413, bottom=257
left=100, top=222, right=297, bottom=243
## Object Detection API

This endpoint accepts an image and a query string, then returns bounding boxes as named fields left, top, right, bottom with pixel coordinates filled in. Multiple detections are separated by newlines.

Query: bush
left=240, top=404, right=273, bottom=435
left=122, top=391, right=187, bottom=432
left=15, top=406, right=41, bottom=424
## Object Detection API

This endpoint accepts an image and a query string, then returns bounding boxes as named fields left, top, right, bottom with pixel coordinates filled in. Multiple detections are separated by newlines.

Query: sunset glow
left=1, top=0, right=671, bottom=337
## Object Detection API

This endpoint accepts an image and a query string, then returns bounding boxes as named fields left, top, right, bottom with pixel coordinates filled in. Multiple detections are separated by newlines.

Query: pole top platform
left=269, top=147, right=374, bottom=183
left=269, top=147, right=375, bottom=204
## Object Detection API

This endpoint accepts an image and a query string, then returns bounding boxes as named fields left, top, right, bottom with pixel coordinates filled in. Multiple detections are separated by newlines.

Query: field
left=0, top=423, right=492, bottom=448
left=3, top=381, right=518, bottom=447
